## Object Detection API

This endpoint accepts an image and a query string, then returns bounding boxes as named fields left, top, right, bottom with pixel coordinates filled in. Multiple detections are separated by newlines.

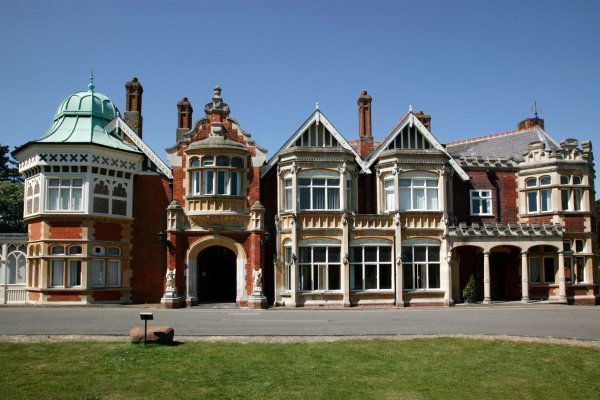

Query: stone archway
left=186, top=236, right=248, bottom=305
left=197, top=246, right=236, bottom=302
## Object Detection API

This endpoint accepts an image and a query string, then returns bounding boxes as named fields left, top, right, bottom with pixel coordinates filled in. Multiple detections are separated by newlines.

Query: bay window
left=46, top=178, right=83, bottom=211
left=528, top=246, right=557, bottom=283
left=350, top=246, right=393, bottom=291
left=93, top=179, right=129, bottom=216
left=402, top=245, right=440, bottom=290
left=91, top=246, right=122, bottom=288
left=298, top=177, right=340, bottom=210
left=526, top=176, right=552, bottom=214
left=384, top=178, right=395, bottom=212
left=560, top=175, right=584, bottom=212
left=190, top=155, right=244, bottom=196
left=49, top=245, right=82, bottom=288
left=564, top=240, right=586, bottom=284
left=298, top=246, right=341, bottom=291
left=399, top=173, right=439, bottom=211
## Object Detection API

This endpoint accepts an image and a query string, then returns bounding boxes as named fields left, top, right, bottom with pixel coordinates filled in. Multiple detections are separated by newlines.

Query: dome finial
left=88, top=67, right=95, bottom=93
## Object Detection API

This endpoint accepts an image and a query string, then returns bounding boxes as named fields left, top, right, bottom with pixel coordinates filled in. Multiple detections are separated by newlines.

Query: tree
left=0, top=144, right=26, bottom=233
left=0, top=144, right=22, bottom=183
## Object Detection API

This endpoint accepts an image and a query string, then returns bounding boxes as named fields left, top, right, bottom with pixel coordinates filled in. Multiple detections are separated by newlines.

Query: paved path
left=1, top=303, right=599, bottom=342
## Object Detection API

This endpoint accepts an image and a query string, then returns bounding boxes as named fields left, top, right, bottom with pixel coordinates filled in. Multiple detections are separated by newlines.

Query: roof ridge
left=445, top=128, right=534, bottom=147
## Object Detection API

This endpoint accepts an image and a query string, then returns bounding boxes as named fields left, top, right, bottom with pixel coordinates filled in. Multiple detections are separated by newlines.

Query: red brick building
left=11, top=78, right=598, bottom=307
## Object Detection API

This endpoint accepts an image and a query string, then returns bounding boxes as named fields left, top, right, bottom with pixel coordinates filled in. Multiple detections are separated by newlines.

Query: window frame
left=189, top=155, right=244, bottom=197
left=45, top=177, right=85, bottom=213
left=469, top=189, right=493, bottom=216
left=399, top=173, right=439, bottom=211
left=298, top=245, right=341, bottom=292
left=48, top=245, right=82, bottom=288
left=350, top=245, right=393, bottom=291
left=297, top=176, right=341, bottom=211
left=525, top=175, right=552, bottom=214
left=401, top=245, right=441, bottom=290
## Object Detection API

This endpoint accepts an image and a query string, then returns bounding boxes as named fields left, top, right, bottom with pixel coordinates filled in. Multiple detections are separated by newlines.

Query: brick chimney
left=517, top=117, right=545, bottom=131
left=124, top=77, right=143, bottom=137
left=414, top=111, right=432, bottom=132
left=357, top=90, right=373, bottom=158
left=176, top=97, right=193, bottom=143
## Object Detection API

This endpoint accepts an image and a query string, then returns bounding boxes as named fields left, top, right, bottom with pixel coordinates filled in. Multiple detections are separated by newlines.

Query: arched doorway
left=197, top=246, right=237, bottom=302
left=490, top=246, right=521, bottom=301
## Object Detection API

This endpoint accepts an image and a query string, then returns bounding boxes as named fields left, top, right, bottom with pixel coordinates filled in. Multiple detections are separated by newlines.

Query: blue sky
left=1, top=0, right=598, bottom=195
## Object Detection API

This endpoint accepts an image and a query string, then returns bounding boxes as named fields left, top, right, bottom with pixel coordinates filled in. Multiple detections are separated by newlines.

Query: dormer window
left=189, top=155, right=244, bottom=197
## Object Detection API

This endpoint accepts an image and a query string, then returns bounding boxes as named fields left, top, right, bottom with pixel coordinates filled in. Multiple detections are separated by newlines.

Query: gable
left=261, top=110, right=368, bottom=177
left=366, top=112, right=469, bottom=181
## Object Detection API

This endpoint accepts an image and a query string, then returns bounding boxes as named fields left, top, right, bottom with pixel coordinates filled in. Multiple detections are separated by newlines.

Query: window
left=283, top=246, right=292, bottom=291
left=526, top=176, right=552, bottom=214
left=25, top=177, right=41, bottom=216
left=190, top=155, right=243, bottom=196
left=46, top=178, right=83, bottom=211
left=528, top=246, right=556, bottom=284
left=7, top=250, right=26, bottom=284
left=350, top=246, right=393, bottom=291
left=298, top=246, right=341, bottom=291
left=298, top=177, right=340, bottom=210
left=401, top=245, right=440, bottom=290
left=284, top=179, right=293, bottom=211
left=384, top=178, right=395, bottom=212
left=561, top=175, right=584, bottom=211
left=470, top=190, right=492, bottom=215
left=564, top=240, right=586, bottom=284
left=48, top=245, right=81, bottom=288
left=399, top=174, right=438, bottom=211
left=93, top=179, right=129, bottom=216
left=91, top=247, right=122, bottom=288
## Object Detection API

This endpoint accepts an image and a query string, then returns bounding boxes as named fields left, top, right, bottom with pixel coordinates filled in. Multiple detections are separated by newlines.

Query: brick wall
left=93, top=222, right=123, bottom=241
left=452, top=169, right=518, bottom=224
left=29, top=221, right=42, bottom=241
left=130, top=174, right=171, bottom=303
left=358, top=173, right=376, bottom=214
left=48, top=221, right=83, bottom=239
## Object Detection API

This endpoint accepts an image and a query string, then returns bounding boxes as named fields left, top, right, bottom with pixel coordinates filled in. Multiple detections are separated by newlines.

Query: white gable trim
left=261, top=110, right=368, bottom=177
left=105, top=118, right=173, bottom=179
left=365, top=113, right=469, bottom=181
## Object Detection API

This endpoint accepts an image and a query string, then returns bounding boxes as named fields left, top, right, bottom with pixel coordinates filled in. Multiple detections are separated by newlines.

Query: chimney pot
left=124, top=77, right=143, bottom=137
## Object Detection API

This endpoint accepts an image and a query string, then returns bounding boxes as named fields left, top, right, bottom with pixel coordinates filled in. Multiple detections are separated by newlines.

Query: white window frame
left=92, top=179, right=129, bottom=217
left=470, top=189, right=493, bottom=216
left=48, top=245, right=82, bottom=288
left=6, top=250, right=26, bottom=285
left=45, top=177, right=84, bottom=212
left=526, top=176, right=552, bottom=214
left=399, top=173, right=439, bottom=211
left=384, top=178, right=395, bottom=212
left=190, top=155, right=244, bottom=197
left=401, top=245, right=441, bottom=290
left=298, top=174, right=341, bottom=211
left=298, top=245, right=341, bottom=291
left=350, top=245, right=393, bottom=291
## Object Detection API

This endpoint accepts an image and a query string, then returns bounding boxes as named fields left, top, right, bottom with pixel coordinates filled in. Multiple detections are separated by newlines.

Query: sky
left=1, top=0, right=598, bottom=196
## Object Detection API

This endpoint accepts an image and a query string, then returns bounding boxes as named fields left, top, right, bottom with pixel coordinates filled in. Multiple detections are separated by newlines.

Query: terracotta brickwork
left=48, top=221, right=83, bottom=239
left=93, top=222, right=123, bottom=241
left=130, top=174, right=171, bottom=303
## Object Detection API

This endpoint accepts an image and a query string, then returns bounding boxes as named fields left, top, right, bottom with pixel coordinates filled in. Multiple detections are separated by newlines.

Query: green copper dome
left=35, top=78, right=139, bottom=153
left=53, top=90, right=119, bottom=121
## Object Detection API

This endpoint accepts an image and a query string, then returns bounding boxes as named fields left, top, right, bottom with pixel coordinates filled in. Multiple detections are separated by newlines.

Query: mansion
left=3, top=77, right=598, bottom=307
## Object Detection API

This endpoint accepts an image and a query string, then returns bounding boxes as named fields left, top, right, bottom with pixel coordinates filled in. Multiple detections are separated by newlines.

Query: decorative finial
left=531, top=101, right=540, bottom=119
left=88, top=67, right=95, bottom=92
left=409, top=104, right=413, bottom=112
left=316, top=102, right=319, bottom=110
left=213, top=85, right=222, bottom=98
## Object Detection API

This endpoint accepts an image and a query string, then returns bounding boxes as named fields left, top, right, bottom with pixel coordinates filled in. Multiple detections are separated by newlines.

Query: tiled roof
left=445, top=127, right=559, bottom=161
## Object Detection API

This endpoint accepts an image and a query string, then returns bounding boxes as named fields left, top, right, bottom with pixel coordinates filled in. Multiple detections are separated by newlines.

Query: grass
left=0, top=338, right=599, bottom=399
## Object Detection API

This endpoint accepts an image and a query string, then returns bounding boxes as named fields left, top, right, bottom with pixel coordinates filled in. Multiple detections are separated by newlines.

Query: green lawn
left=1, top=338, right=599, bottom=399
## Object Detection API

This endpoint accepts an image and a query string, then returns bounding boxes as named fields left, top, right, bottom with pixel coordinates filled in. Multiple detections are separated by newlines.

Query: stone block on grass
left=129, top=326, right=174, bottom=344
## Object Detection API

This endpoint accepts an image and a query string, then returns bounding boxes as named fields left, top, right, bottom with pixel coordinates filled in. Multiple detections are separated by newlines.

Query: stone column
left=442, top=244, right=452, bottom=306
left=341, top=214, right=350, bottom=307
left=483, top=251, right=491, bottom=304
left=394, top=213, right=403, bottom=306
left=290, top=215, right=298, bottom=306
left=521, top=251, right=529, bottom=303
left=558, top=251, right=567, bottom=304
